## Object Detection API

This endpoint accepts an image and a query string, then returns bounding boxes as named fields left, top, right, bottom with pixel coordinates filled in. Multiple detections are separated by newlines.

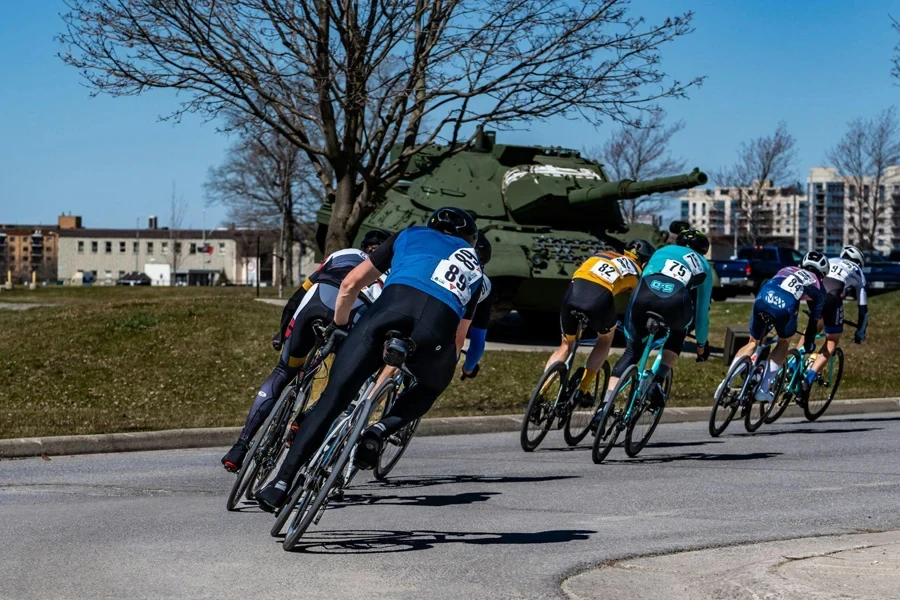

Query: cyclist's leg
left=573, top=282, right=617, bottom=394
left=808, top=293, right=842, bottom=383
left=735, top=297, right=772, bottom=365
left=546, top=281, right=580, bottom=371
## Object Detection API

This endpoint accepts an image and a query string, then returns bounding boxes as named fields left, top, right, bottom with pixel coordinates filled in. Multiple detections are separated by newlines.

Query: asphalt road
left=4, top=413, right=900, bottom=599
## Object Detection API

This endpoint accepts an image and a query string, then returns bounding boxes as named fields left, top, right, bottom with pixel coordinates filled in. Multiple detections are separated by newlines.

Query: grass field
left=1, top=286, right=897, bottom=438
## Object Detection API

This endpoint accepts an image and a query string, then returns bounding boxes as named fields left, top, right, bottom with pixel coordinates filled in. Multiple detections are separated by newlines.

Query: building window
left=105, top=241, right=112, bottom=254
left=119, top=241, right=126, bottom=253
left=162, top=242, right=168, bottom=254
left=91, top=241, right=98, bottom=253
left=219, top=242, right=225, bottom=255
left=133, top=241, right=139, bottom=253
left=147, top=242, right=154, bottom=254
left=78, top=241, right=84, bottom=253
left=105, top=270, right=112, bottom=280
left=190, top=242, right=197, bottom=254
left=701, top=204, right=706, bottom=216
left=45, top=237, right=53, bottom=243
left=174, top=242, right=182, bottom=254
left=692, top=203, right=696, bottom=217
left=118, top=270, right=125, bottom=279
left=878, top=238, right=885, bottom=246
left=787, top=204, right=791, bottom=216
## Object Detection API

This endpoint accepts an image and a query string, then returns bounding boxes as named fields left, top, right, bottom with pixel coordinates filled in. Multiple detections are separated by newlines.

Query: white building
left=802, top=167, right=900, bottom=255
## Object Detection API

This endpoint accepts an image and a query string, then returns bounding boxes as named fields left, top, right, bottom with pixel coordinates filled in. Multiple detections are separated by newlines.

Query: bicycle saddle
left=645, top=311, right=669, bottom=334
left=383, top=331, right=416, bottom=367
left=569, top=310, right=589, bottom=322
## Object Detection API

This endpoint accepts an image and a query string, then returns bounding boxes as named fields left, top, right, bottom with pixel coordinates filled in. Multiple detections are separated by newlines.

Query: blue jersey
left=641, top=244, right=713, bottom=346
left=758, top=267, right=825, bottom=320
left=383, top=227, right=483, bottom=319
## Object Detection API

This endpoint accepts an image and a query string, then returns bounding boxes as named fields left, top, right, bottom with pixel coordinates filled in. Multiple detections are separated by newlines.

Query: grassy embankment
left=1, top=286, right=897, bottom=439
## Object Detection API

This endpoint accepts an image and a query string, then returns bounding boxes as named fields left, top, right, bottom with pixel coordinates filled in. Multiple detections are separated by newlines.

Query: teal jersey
left=641, top=245, right=713, bottom=346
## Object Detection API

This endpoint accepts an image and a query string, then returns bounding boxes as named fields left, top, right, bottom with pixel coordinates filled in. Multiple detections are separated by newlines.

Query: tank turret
left=317, top=132, right=707, bottom=321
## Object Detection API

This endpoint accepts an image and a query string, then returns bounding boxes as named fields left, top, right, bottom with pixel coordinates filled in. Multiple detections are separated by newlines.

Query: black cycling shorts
left=822, top=291, right=844, bottom=335
left=625, top=275, right=694, bottom=353
left=560, top=279, right=618, bottom=336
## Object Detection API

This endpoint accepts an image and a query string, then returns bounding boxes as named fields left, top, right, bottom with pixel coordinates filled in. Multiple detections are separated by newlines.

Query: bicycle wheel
left=624, top=370, right=671, bottom=458
left=564, top=361, right=611, bottom=447
left=520, top=362, right=567, bottom=452
left=708, top=356, right=749, bottom=438
left=744, top=363, right=777, bottom=433
left=591, top=366, right=636, bottom=464
left=270, top=428, right=332, bottom=537
left=803, top=347, right=844, bottom=421
left=226, top=385, right=294, bottom=511
left=765, top=350, right=801, bottom=424
left=282, top=383, right=390, bottom=551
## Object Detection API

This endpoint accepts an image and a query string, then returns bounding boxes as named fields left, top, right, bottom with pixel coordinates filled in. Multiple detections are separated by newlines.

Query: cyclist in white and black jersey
left=460, top=233, right=494, bottom=379
left=801, top=245, right=869, bottom=394
left=221, top=230, right=390, bottom=472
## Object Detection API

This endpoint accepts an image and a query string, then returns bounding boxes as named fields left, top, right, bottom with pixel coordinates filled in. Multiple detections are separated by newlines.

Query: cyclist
left=220, top=230, right=390, bottom=472
left=801, top=245, right=868, bottom=395
left=728, top=251, right=827, bottom=403
left=543, top=240, right=655, bottom=406
left=461, top=232, right=495, bottom=380
left=605, top=229, right=713, bottom=412
left=256, top=207, right=483, bottom=510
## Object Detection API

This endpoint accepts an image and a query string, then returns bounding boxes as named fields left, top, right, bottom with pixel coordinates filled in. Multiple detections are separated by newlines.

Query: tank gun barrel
left=568, top=168, right=708, bottom=206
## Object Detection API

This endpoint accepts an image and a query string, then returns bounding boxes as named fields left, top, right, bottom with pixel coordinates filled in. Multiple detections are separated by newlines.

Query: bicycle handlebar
left=319, top=328, right=349, bottom=358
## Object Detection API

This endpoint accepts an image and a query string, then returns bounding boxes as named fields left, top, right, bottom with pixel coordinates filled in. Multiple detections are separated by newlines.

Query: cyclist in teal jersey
left=604, top=229, right=713, bottom=411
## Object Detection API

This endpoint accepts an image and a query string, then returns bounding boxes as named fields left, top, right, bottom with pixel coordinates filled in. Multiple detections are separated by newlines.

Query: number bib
left=661, top=259, right=691, bottom=285
left=828, top=260, right=853, bottom=283
left=590, top=260, right=620, bottom=284
left=431, top=248, right=482, bottom=305
left=779, top=274, right=805, bottom=300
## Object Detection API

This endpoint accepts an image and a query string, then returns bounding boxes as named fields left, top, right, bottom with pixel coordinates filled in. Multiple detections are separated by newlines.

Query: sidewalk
left=563, top=530, right=900, bottom=600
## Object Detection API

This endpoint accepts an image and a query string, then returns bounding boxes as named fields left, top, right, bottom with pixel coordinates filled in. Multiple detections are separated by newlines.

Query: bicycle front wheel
left=374, top=381, right=420, bottom=480
left=708, top=356, right=748, bottom=438
left=624, top=370, right=671, bottom=458
left=765, top=350, right=801, bottom=424
left=804, top=347, right=844, bottom=421
left=520, top=362, right=567, bottom=452
left=591, top=366, right=636, bottom=464
left=564, top=361, right=610, bottom=447
left=744, top=364, right=778, bottom=433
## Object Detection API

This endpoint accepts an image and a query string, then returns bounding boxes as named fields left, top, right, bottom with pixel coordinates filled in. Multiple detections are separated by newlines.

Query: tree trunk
left=324, top=172, right=357, bottom=254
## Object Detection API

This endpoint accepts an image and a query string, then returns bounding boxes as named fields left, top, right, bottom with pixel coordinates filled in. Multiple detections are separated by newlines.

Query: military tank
left=316, top=131, right=707, bottom=321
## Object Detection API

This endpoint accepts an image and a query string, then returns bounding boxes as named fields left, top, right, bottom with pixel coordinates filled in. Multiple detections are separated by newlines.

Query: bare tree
left=59, top=0, right=703, bottom=253
left=588, top=111, right=686, bottom=224
left=892, top=16, right=900, bottom=82
left=205, top=118, right=320, bottom=290
left=168, top=183, right=188, bottom=284
left=826, top=107, right=900, bottom=251
left=712, top=122, right=798, bottom=246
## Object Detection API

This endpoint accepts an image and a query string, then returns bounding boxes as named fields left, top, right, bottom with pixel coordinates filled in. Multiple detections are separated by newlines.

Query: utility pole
left=256, top=235, right=260, bottom=298
left=732, top=207, right=740, bottom=258
left=135, top=217, right=140, bottom=272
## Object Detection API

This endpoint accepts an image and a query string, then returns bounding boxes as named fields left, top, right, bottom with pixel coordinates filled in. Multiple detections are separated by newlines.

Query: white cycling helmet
left=840, top=245, right=865, bottom=266
left=801, top=251, right=829, bottom=278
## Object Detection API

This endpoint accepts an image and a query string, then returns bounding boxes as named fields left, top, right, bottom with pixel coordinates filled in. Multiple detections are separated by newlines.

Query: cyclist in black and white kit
left=220, top=230, right=390, bottom=472
left=801, top=244, right=869, bottom=394
left=460, top=232, right=494, bottom=380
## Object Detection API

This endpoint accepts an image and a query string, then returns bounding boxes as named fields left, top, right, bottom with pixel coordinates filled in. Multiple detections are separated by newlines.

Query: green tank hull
left=316, top=132, right=707, bottom=319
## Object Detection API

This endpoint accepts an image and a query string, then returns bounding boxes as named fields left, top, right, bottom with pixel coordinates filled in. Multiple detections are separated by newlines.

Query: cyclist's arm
left=803, top=286, right=825, bottom=347
left=693, top=270, right=713, bottom=347
left=279, top=278, right=313, bottom=335
left=456, top=319, right=472, bottom=355
left=334, top=259, right=383, bottom=327
left=463, top=287, right=495, bottom=372
left=454, top=280, right=482, bottom=353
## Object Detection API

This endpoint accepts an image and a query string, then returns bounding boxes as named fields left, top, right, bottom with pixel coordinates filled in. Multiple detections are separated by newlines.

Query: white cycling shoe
left=754, top=388, right=775, bottom=403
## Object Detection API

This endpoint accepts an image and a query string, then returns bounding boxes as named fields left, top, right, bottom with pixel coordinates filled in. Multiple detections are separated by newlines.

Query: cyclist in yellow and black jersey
left=543, top=239, right=656, bottom=405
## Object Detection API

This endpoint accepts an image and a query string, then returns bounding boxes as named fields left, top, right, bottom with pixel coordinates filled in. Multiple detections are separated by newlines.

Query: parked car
left=863, top=252, right=900, bottom=293
left=116, top=272, right=152, bottom=286
left=711, top=258, right=752, bottom=301
left=736, top=245, right=802, bottom=291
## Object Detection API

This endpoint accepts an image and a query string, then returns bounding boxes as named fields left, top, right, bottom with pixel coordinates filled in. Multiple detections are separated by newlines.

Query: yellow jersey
left=572, top=251, right=642, bottom=298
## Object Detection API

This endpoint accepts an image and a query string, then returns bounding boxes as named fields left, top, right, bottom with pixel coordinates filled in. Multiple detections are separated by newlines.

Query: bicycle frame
left=622, top=327, right=669, bottom=424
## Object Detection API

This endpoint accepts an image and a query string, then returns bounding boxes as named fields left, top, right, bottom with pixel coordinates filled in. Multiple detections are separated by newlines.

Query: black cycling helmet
left=427, top=206, right=479, bottom=246
left=360, top=229, right=391, bottom=251
left=623, top=239, right=655, bottom=266
left=474, top=231, right=492, bottom=266
left=675, top=228, right=710, bottom=255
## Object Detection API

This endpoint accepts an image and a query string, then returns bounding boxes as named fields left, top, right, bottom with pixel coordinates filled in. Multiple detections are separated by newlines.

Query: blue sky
left=2, top=0, right=899, bottom=228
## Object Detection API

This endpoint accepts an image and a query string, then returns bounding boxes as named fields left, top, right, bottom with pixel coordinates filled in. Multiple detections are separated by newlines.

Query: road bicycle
left=276, top=330, right=418, bottom=551
left=591, top=312, right=674, bottom=464
left=520, top=311, right=610, bottom=451
left=374, top=370, right=420, bottom=481
left=708, top=330, right=784, bottom=437
left=225, top=320, right=332, bottom=511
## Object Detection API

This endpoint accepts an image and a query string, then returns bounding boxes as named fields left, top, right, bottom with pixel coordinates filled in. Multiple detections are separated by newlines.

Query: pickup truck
left=737, top=245, right=802, bottom=290
left=711, top=258, right=752, bottom=301
left=863, top=250, right=900, bottom=293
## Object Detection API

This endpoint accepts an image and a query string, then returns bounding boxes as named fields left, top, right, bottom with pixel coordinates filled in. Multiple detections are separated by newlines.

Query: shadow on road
left=334, top=491, right=500, bottom=509
left=541, top=439, right=724, bottom=453
left=733, top=426, right=879, bottom=438
left=617, top=451, right=782, bottom=465
left=281, top=528, right=595, bottom=554
left=817, top=415, right=900, bottom=425
left=357, top=474, right=579, bottom=490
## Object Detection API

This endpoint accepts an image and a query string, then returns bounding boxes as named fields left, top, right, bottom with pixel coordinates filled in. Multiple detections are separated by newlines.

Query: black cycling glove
left=460, top=363, right=481, bottom=381
left=695, top=342, right=711, bottom=363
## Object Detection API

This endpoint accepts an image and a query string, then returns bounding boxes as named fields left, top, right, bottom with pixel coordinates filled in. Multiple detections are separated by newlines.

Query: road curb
left=3, top=397, right=899, bottom=459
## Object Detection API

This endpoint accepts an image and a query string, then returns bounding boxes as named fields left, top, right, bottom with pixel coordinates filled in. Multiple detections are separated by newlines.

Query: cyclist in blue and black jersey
left=605, top=228, right=713, bottom=411
left=729, top=252, right=827, bottom=403
left=256, top=207, right=483, bottom=510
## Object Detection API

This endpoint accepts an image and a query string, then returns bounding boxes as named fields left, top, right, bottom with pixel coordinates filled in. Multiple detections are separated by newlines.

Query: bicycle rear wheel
left=374, top=380, right=420, bottom=480
left=591, top=366, right=636, bottom=464
left=564, top=361, right=610, bottom=447
left=744, top=363, right=778, bottom=433
left=520, top=362, right=567, bottom=452
left=624, top=370, right=671, bottom=458
left=708, top=356, right=748, bottom=438
left=765, top=350, right=801, bottom=424
left=803, top=347, right=844, bottom=421
left=226, top=385, right=294, bottom=511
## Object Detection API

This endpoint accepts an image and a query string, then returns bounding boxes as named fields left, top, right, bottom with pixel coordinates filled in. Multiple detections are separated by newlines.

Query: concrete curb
left=3, top=397, right=899, bottom=460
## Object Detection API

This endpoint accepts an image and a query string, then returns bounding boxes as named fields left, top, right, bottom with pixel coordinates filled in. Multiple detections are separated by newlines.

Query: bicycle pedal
left=386, top=434, right=402, bottom=446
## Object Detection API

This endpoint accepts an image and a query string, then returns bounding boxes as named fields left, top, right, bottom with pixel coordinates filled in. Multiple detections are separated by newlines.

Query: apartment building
left=802, top=167, right=900, bottom=254
left=680, top=184, right=805, bottom=250
left=0, top=222, right=60, bottom=284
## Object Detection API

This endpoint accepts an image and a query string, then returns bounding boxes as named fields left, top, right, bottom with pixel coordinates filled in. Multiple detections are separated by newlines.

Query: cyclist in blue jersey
left=605, top=229, right=713, bottom=411
left=256, top=207, right=482, bottom=510
left=729, top=252, right=827, bottom=403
